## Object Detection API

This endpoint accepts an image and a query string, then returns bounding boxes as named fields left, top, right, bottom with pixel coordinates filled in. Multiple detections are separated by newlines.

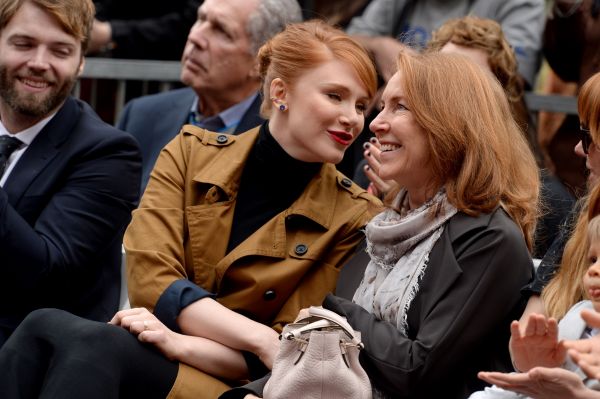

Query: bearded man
left=0, top=0, right=141, bottom=346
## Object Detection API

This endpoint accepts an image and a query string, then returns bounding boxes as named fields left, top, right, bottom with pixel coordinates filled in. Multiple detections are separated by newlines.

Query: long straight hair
left=542, top=72, right=600, bottom=320
left=386, top=50, right=539, bottom=249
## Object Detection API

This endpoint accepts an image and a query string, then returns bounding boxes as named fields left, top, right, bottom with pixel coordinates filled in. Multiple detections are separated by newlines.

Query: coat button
left=216, top=134, right=228, bottom=144
left=295, top=244, right=308, bottom=256
left=263, top=289, right=276, bottom=301
left=341, top=178, right=352, bottom=188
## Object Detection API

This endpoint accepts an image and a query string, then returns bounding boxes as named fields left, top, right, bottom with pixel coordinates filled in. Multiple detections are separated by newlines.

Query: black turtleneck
left=226, top=122, right=322, bottom=253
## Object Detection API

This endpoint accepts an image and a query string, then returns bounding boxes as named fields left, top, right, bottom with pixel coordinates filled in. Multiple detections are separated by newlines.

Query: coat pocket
left=185, top=200, right=233, bottom=290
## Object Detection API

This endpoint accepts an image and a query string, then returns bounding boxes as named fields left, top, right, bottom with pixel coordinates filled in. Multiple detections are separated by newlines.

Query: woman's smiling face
left=272, top=58, right=370, bottom=164
left=369, top=71, right=434, bottom=192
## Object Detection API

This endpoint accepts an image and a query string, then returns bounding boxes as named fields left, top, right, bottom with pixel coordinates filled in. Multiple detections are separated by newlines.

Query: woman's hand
left=363, top=138, right=393, bottom=197
left=109, top=307, right=183, bottom=360
left=243, top=395, right=261, bottom=399
left=478, top=367, right=600, bottom=399
left=509, top=313, right=566, bottom=372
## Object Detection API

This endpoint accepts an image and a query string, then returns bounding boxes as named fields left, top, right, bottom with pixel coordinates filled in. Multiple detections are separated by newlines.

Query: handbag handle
left=283, top=307, right=363, bottom=347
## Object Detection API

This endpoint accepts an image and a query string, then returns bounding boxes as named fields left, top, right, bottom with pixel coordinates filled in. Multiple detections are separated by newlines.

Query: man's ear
left=248, top=60, right=260, bottom=81
left=269, top=77, right=287, bottom=103
left=77, top=56, right=85, bottom=77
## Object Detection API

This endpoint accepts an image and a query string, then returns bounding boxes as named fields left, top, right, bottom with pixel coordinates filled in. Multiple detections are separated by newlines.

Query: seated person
left=467, top=70, right=600, bottom=399
left=473, top=211, right=600, bottom=398
left=225, top=48, right=540, bottom=399
left=517, top=70, right=600, bottom=333
left=0, top=20, right=379, bottom=399
left=116, top=0, right=302, bottom=191
left=0, top=0, right=141, bottom=346
left=358, top=16, right=574, bottom=258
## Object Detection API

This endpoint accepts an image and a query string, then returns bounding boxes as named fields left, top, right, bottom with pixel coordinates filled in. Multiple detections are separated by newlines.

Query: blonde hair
left=257, top=20, right=377, bottom=117
left=589, top=214, right=600, bottom=247
left=0, top=0, right=95, bottom=53
left=386, top=50, right=539, bottom=249
left=541, top=72, right=600, bottom=320
left=543, top=185, right=600, bottom=319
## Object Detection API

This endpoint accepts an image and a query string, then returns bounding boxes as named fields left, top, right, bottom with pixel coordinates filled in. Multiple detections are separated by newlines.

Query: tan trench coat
left=124, top=125, right=377, bottom=398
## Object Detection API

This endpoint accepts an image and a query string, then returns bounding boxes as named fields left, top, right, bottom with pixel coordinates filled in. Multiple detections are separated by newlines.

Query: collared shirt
left=188, top=92, right=258, bottom=133
left=0, top=113, right=56, bottom=186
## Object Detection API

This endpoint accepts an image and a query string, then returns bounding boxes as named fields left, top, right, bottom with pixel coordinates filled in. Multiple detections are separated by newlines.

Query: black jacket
left=327, top=208, right=532, bottom=398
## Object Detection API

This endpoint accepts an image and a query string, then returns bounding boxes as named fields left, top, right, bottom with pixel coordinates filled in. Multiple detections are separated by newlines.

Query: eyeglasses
left=580, top=125, right=593, bottom=154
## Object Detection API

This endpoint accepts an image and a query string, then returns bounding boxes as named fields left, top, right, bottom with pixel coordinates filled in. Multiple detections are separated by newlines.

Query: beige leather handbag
left=263, top=306, right=372, bottom=399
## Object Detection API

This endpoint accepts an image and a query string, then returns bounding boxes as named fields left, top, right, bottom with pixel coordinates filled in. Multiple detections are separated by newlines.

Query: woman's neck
left=405, top=184, right=440, bottom=210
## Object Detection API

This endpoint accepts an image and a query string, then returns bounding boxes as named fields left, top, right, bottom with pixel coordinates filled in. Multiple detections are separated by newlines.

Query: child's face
left=584, top=239, right=600, bottom=312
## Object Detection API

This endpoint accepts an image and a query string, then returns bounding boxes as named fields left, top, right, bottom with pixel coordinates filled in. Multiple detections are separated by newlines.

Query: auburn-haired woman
left=0, top=20, right=379, bottom=399
left=230, top=49, right=540, bottom=399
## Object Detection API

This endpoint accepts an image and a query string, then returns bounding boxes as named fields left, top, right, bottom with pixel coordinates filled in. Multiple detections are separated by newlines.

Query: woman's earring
left=271, top=97, right=288, bottom=112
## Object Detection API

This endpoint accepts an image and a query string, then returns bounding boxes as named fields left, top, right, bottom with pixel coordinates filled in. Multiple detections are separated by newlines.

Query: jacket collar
left=189, top=125, right=339, bottom=230
left=5, top=97, right=80, bottom=205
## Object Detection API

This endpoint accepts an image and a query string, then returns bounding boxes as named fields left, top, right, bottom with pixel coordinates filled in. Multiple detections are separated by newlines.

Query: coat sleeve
left=323, top=213, right=533, bottom=396
left=0, top=132, right=141, bottom=292
left=124, top=130, right=191, bottom=311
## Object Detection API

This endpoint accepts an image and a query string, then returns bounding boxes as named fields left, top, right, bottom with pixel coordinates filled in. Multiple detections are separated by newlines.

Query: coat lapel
left=412, top=227, right=463, bottom=319
left=4, top=97, right=80, bottom=206
left=165, top=88, right=196, bottom=134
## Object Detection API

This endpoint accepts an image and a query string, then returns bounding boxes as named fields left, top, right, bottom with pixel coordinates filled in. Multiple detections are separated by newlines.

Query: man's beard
left=0, top=65, right=77, bottom=118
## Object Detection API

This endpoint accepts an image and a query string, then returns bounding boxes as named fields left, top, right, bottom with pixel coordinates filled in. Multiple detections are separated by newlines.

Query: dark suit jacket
left=117, top=87, right=265, bottom=191
left=0, top=97, right=141, bottom=346
left=328, top=208, right=533, bottom=398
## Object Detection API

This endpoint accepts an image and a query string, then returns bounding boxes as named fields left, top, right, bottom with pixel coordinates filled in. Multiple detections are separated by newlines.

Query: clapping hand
left=563, top=309, right=600, bottom=380
left=478, top=367, right=596, bottom=399
left=509, top=313, right=566, bottom=372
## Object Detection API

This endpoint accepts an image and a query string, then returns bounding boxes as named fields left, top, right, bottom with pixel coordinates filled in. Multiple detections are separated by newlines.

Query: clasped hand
left=109, top=307, right=183, bottom=361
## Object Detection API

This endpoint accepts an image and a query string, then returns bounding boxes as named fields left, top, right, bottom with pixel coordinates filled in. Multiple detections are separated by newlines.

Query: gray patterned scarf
left=353, top=188, right=457, bottom=336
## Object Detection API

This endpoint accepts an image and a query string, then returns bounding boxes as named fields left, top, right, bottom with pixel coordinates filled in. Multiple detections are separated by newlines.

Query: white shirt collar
left=0, top=112, right=57, bottom=143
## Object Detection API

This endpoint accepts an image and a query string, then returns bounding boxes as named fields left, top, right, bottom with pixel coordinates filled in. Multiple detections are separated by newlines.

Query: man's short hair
left=246, top=0, right=302, bottom=56
left=0, top=0, right=95, bottom=53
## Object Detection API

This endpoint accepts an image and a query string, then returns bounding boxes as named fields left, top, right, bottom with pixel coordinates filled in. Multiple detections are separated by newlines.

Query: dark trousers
left=0, top=308, right=178, bottom=398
